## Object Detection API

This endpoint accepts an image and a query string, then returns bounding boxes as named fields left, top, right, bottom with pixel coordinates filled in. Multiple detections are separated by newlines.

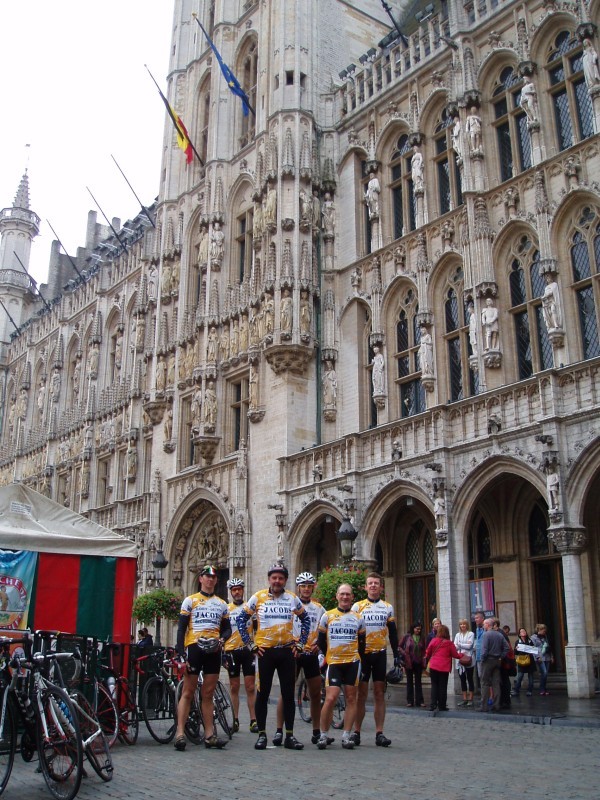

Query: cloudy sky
left=0, top=1, right=174, bottom=284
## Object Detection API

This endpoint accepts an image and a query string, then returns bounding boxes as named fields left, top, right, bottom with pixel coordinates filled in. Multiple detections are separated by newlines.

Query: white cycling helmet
left=295, top=572, right=316, bottom=585
left=228, top=578, right=245, bottom=588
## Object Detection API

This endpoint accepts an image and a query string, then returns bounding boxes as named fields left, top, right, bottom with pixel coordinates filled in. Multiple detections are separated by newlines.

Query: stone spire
left=13, top=171, right=31, bottom=210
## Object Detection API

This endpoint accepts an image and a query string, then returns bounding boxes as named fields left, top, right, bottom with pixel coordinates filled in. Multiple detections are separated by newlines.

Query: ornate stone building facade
left=1, top=0, right=600, bottom=696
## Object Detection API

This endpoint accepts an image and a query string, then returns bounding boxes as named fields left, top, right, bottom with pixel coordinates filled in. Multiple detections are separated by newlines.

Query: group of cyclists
left=173, top=563, right=401, bottom=752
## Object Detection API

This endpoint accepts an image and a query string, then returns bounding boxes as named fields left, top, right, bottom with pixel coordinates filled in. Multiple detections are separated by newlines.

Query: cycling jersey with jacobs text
left=351, top=598, right=397, bottom=654
left=293, top=599, right=324, bottom=649
left=180, top=592, right=230, bottom=648
left=225, top=601, right=254, bottom=651
left=237, top=589, right=309, bottom=649
left=318, top=608, right=365, bottom=665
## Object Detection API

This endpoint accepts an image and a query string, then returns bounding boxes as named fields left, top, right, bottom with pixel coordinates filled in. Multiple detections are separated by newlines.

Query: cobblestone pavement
left=2, top=702, right=597, bottom=800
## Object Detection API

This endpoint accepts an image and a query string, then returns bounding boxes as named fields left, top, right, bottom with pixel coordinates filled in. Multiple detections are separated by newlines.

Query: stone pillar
left=547, top=526, right=595, bottom=698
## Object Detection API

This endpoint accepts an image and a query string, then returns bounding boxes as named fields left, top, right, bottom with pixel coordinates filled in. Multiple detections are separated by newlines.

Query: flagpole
left=144, top=64, right=205, bottom=166
left=110, top=155, right=156, bottom=229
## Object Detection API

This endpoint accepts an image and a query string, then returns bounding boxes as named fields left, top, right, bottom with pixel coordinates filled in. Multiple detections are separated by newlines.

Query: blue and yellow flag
left=193, top=15, right=254, bottom=117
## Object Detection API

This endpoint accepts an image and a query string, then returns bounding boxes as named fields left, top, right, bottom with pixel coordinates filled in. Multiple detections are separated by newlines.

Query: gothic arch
left=564, top=435, right=600, bottom=525
left=287, top=499, right=343, bottom=574
left=529, top=10, right=579, bottom=64
left=476, top=47, right=519, bottom=90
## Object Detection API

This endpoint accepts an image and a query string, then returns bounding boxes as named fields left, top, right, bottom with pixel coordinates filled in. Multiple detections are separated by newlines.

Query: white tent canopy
left=0, top=483, right=137, bottom=558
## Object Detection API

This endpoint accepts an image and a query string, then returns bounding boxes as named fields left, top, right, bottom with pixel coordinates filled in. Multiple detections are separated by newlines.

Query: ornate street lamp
left=151, top=545, right=169, bottom=646
left=337, top=516, right=358, bottom=561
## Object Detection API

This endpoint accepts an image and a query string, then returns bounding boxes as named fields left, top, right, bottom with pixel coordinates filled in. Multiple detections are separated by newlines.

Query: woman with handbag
left=512, top=627, right=536, bottom=696
left=425, top=624, right=468, bottom=711
left=531, top=623, right=553, bottom=695
left=399, top=623, right=426, bottom=707
left=453, top=619, right=475, bottom=707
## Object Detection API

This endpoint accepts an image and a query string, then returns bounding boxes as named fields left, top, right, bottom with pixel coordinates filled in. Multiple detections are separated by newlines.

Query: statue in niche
left=322, top=193, right=335, bottom=235
left=468, top=303, right=478, bottom=356
left=8, top=398, right=16, bottom=436
left=451, top=117, right=462, bottom=159
left=253, top=203, right=263, bottom=238
left=220, top=325, right=230, bottom=361
left=191, top=386, right=203, bottom=431
left=171, top=260, right=180, bottom=293
left=541, top=274, right=562, bottom=331
left=239, top=314, right=249, bottom=351
left=148, top=265, right=158, bottom=300
left=203, top=381, right=217, bottom=427
left=300, top=291, right=311, bottom=336
left=80, top=461, right=90, bottom=496
left=185, top=342, right=195, bottom=377
left=178, top=348, right=187, bottom=382
left=163, top=407, right=173, bottom=440
left=161, top=262, right=172, bottom=296
left=411, top=146, right=424, bottom=192
left=419, top=327, right=434, bottom=376
left=312, top=191, right=321, bottom=229
left=135, top=316, right=146, bottom=350
left=280, top=289, right=293, bottom=335
left=155, top=356, right=166, bottom=392
left=197, top=227, right=209, bottom=266
left=583, top=38, right=600, bottom=89
left=114, top=334, right=123, bottom=369
left=249, top=312, right=259, bottom=347
left=546, top=466, right=560, bottom=511
left=322, top=361, right=337, bottom=406
left=371, top=345, right=385, bottom=395
left=37, top=380, right=46, bottom=421
left=264, top=293, right=274, bottom=336
left=167, top=352, right=175, bottom=386
left=364, top=172, right=380, bottom=219
left=126, top=445, right=137, bottom=480
left=72, top=360, right=81, bottom=397
left=39, top=473, right=51, bottom=498
left=230, top=319, right=239, bottom=356
left=50, top=368, right=61, bottom=402
left=519, top=77, right=539, bottom=122
left=89, top=343, right=99, bottom=377
left=434, top=491, right=447, bottom=530
left=481, top=298, right=500, bottom=351
left=194, top=519, right=226, bottom=564
left=210, top=222, right=224, bottom=263
left=465, top=107, right=482, bottom=151
left=207, top=327, right=218, bottom=363
left=249, top=364, right=259, bottom=409
left=264, top=183, right=277, bottom=227
left=299, top=189, right=312, bottom=224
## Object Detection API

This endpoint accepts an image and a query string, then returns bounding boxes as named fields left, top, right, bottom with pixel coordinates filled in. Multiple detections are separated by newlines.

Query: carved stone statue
left=135, top=316, right=146, bottom=350
left=156, top=356, right=167, bottom=392
left=364, top=172, right=380, bottom=219
left=209, top=222, right=224, bottom=263
left=207, top=327, right=218, bottom=363
left=72, top=360, right=81, bottom=397
left=230, top=319, right=239, bottom=356
left=411, top=146, right=424, bottom=192
left=468, top=302, right=478, bottom=356
left=50, top=368, right=61, bottom=402
left=546, top=465, right=560, bottom=511
left=161, top=263, right=172, bottom=296
left=300, top=291, right=311, bottom=336
left=520, top=77, right=539, bottom=122
left=481, top=298, right=500, bottom=351
left=167, top=352, right=175, bottom=386
left=126, top=445, right=137, bottom=480
left=114, top=334, right=123, bottom=369
left=434, top=492, right=447, bottom=530
left=191, top=387, right=203, bottom=431
left=371, top=345, right=385, bottom=395
left=312, top=191, right=321, bottom=228
left=263, top=293, right=274, bottom=336
left=583, top=38, right=600, bottom=89
left=264, top=183, right=277, bottom=227
left=163, top=407, right=173, bottom=440
left=541, top=274, right=562, bottom=331
left=148, top=265, right=158, bottom=300
left=203, top=381, right=217, bottom=427
left=322, top=193, right=335, bottom=235
left=197, top=227, right=209, bottom=266
left=239, top=314, right=249, bottom=351
left=322, top=361, right=337, bottom=406
left=451, top=117, right=462, bottom=159
left=89, top=343, right=99, bottom=377
left=37, top=380, right=46, bottom=421
left=465, top=108, right=482, bottom=152
left=419, top=327, right=434, bottom=376
left=249, top=364, right=259, bottom=409
left=220, top=325, right=230, bottom=361
left=299, top=189, right=312, bottom=224
left=280, top=289, right=293, bottom=335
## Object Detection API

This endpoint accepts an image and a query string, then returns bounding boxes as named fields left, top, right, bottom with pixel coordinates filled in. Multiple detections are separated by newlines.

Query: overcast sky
left=0, top=1, right=174, bottom=284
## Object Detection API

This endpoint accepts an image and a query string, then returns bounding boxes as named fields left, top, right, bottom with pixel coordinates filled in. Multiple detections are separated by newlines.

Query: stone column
left=547, top=526, right=595, bottom=698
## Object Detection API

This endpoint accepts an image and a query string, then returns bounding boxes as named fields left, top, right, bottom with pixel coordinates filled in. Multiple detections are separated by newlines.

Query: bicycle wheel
left=213, top=681, right=233, bottom=739
left=95, top=682, right=118, bottom=749
left=0, top=690, right=16, bottom=795
left=332, top=686, right=345, bottom=729
left=296, top=678, right=312, bottom=723
left=35, top=686, right=83, bottom=800
left=175, top=679, right=204, bottom=744
left=141, top=677, right=176, bottom=744
left=116, top=680, right=138, bottom=745
left=70, top=691, right=113, bottom=782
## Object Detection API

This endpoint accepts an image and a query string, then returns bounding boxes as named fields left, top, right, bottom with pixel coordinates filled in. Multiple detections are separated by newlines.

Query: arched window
left=569, top=207, right=600, bottom=359
left=389, top=134, right=415, bottom=239
left=433, top=108, right=462, bottom=215
left=197, top=78, right=211, bottom=165
left=529, top=504, right=552, bottom=556
left=468, top=518, right=493, bottom=580
left=492, top=66, right=531, bottom=182
left=405, top=521, right=436, bottom=625
left=443, top=267, right=478, bottom=401
left=394, top=289, right=425, bottom=418
left=508, top=235, right=553, bottom=378
left=547, top=31, right=594, bottom=151
left=238, top=40, right=258, bottom=150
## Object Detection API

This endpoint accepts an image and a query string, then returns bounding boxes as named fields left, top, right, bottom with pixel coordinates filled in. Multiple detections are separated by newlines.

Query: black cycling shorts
left=296, top=652, right=320, bottom=681
left=326, top=660, right=360, bottom=688
left=225, top=648, right=255, bottom=678
left=360, top=650, right=387, bottom=683
left=186, top=643, right=222, bottom=676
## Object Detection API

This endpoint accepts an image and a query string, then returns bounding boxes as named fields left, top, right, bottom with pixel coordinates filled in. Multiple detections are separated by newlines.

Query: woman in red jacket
left=425, top=624, right=463, bottom=711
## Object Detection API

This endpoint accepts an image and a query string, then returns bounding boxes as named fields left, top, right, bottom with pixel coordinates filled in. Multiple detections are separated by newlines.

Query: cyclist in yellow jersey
left=351, top=572, right=400, bottom=748
left=236, top=563, right=309, bottom=750
left=273, top=572, right=324, bottom=747
left=174, top=565, right=232, bottom=751
left=223, top=578, right=257, bottom=733
left=316, top=583, right=365, bottom=750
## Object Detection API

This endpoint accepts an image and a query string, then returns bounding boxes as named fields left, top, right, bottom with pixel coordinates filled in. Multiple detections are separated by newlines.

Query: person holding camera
left=174, top=565, right=232, bottom=751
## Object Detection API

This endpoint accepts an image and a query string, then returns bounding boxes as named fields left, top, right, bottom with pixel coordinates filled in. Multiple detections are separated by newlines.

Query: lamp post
left=151, top=545, right=168, bottom=646
left=337, top=516, right=358, bottom=562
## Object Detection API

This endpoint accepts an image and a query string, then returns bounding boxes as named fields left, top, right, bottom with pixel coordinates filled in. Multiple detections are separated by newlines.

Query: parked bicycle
left=138, top=648, right=181, bottom=744
left=98, top=643, right=138, bottom=745
left=174, top=671, right=234, bottom=744
left=297, top=671, right=345, bottom=729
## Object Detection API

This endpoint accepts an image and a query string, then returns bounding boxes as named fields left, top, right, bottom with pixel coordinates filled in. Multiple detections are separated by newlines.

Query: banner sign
left=0, top=550, right=38, bottom=630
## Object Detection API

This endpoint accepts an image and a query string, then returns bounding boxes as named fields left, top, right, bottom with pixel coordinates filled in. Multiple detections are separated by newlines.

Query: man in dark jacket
left=478, top=617, right=509, bottom=712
